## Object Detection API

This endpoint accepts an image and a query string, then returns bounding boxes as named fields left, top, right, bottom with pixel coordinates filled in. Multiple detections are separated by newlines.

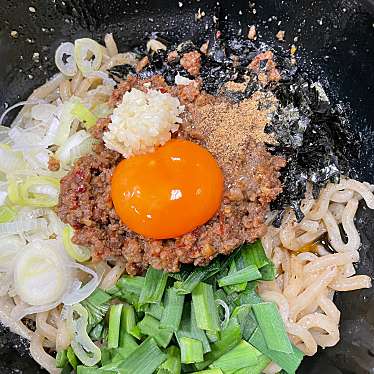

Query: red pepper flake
left=77, top=185, right=86, bottom=193
left=216, top=30, right=222, bottom=39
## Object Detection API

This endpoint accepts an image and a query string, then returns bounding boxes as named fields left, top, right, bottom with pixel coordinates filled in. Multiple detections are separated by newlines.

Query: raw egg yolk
left=111, top=139, right=224, bottom=239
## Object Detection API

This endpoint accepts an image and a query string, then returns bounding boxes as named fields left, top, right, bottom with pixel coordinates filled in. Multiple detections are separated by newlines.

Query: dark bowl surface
left=0, top=0, right=373, bottom=373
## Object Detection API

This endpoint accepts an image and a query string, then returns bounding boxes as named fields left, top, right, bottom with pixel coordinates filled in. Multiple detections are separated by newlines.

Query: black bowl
left=0, top=0, right=373, bottom=373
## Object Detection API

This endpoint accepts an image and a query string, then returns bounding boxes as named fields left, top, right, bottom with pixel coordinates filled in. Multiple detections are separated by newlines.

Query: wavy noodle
left=30, top=330, right=60, bottom=374
left=36, top=311, right=58, bottom=343
left=59, top=79, right=72, bottom=102
left=100, top=261, right=126, bottom=290
left=259, top=178, right=374, bottom=358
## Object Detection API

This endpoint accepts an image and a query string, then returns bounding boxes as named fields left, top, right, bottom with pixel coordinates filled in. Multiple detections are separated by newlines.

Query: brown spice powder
left=188, top=91, right=277, bottom=169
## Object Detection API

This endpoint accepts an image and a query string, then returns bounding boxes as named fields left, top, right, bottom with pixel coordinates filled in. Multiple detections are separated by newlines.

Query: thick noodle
left=259, top=178, right=373, bottom=359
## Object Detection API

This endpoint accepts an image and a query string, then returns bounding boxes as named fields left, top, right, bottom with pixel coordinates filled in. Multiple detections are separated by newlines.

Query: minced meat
left=57, top=75, right=285, bottom=275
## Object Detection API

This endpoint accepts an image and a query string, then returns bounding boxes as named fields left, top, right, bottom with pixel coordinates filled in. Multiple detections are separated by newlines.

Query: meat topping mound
left=57, top=76, right=285, bottom=275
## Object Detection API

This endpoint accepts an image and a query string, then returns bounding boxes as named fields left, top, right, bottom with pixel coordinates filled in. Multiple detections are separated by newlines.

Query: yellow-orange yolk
left=111, top=139, right=224, bottom=239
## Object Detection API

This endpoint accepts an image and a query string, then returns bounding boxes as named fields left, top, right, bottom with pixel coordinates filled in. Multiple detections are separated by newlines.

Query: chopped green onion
left=129, top=325, right=143, bottom=340
left=192, top=283, right=220, bottom=332
left=89, top=322, right=105, bottom=340
left=76, top=366, right=100, bottom=374
left=218, top=265, right=262, bottom=287
left=120, top=289, right=141, bottom=310
left=71, top=102, right=98, bottom=129
left=205, top=330, right=220, bottom=343
left=81, top=289, right=111, bottom=329
left=106, top=285, right=121, bottom=295
left=119, top=332, right=139, bottom=354
left=179, top=337, right=204, bottom=364
left=120, top=304, right=136, bottom=334
left=174, top=259, right=222, bottom=295
left=100, top=348, right=112, bottom=366
left=191, top=370, right=223, bottom=374
left=56, top=350, right=68, bottom=368
left=9, top=176, right=60, bottom=207
left=223, top=260, right=247, bottom=294
left=160, top=287, right=185, bottom=331
left=194, top=318, right=242, bottom=371
left=108, top=304, right=123, bottom=349
left=67, top=304, right=101, bottom=366
left=117, top=337, right=167, bottom=374
left=260, top=261, right=276, bottom=281
left=138, top=315, right=173, bottom=348
left=67, top=346, right=79, bottom=371
left=145, top=302, right=165, bottom=320
left=252, top=302, right=293, bottom=354
left=210, top=340, right=260, bottom=371
left=63, top=224, right=91, bottom=262
left=112, top=342, right=139, bottom=363
left=0, top=206, right=17, bottom=223
left=139, top=267, right=168, bottom=305
left=241, top=241, right=269, bottom=269
left=238, top=283, right=263, bottom=306
left=176, top=302, right=211, bottom=354
left=232, top=304, right=257, bottom=341
left=117, top=276, right=145, bottom=296
left=157, top=346, right=181, bottom=374
left=249, top=327, right=303, bottom=374
left=233, top=354, right=271, bottom=374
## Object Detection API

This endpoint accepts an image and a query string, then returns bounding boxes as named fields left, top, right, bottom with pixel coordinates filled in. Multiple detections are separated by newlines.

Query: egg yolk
left=111, top=139, right=224, bottom=239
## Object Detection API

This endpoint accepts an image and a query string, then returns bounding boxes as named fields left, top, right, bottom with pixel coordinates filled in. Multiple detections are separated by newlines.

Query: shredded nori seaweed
left=108, top=34, right=359, bottom=225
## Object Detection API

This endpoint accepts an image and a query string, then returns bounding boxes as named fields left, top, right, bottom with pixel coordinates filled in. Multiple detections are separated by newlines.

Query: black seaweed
left=268, top=75, right=360, bottom=224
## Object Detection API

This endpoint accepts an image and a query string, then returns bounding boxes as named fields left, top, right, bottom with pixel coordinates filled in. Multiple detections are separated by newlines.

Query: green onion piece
left=112, top=341, right=139, bottom=363
left=67, top=346, right=79, bottom=371
left=233, top=354, right=271, bottom=374
left=160, top=287, right=185, bottom=331
left=260, top=261, right=276, bottom=281
left=241, top=241, right=269, bottom=269
left=139, top=267, right=168, bottom=305
left=76, top=366, right=100, bottom=374
left=138, top=314, right=173, bottom=348
left=67, top=304, right=101, bottom=366
left=231, top=305, right=257, bottom=340
left=210, top=340, right=260, bottom=371
left=157, top=346, right=181, bottom=374
left=252, top=302, right=293, bottom=354
left=249, top=327, right=303, bottom=374
left=179, top=337, right=204, bottom=364
left=81, top=289, right=111, bottom=330
left=106, top=285, right=121, bottom=295
left=89, top=322, right=104, bottom=341
left=118, top=332, right=139, bottom=354
left=0, top=206, right=17, bottom=223
left=194, top=318, right=242, bottom=371
left=191, top=370, right=223, bottom=374
left=56, top=350, right=68, bottom=368
left=100, top=348, right=112, bottom=366
left=218, top=265, right=262, bottom=287
left=117, top=276, right=145, bottom=296
left=192, top=283, right=220, bottom=332
left=223, top=260, right=247, bottom=294
left=129, top=325, right=143, bottom=340
left=71, top=102, right=98, bottom=129
left=174, top=260, right=221, bottom=295
left=117, top=337, right=167, bottom=374
left=108, top=304, right=123, bottom=349
left=176, top=302, right=211, bottom=354
left=63, top=224, right=91, bottom=262
left=205, top=330, right=220, bottom=343
left=120, top=304, right=136, bottom=334
left=238, top=283, right=263, bottom=306
left=145, top=302, right=165, bottom=320
left=120, top=290, right=141, bottom=310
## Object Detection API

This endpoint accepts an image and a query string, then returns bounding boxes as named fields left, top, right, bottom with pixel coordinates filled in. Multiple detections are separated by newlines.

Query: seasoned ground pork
left=57, top=76, right=285, bottom=275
